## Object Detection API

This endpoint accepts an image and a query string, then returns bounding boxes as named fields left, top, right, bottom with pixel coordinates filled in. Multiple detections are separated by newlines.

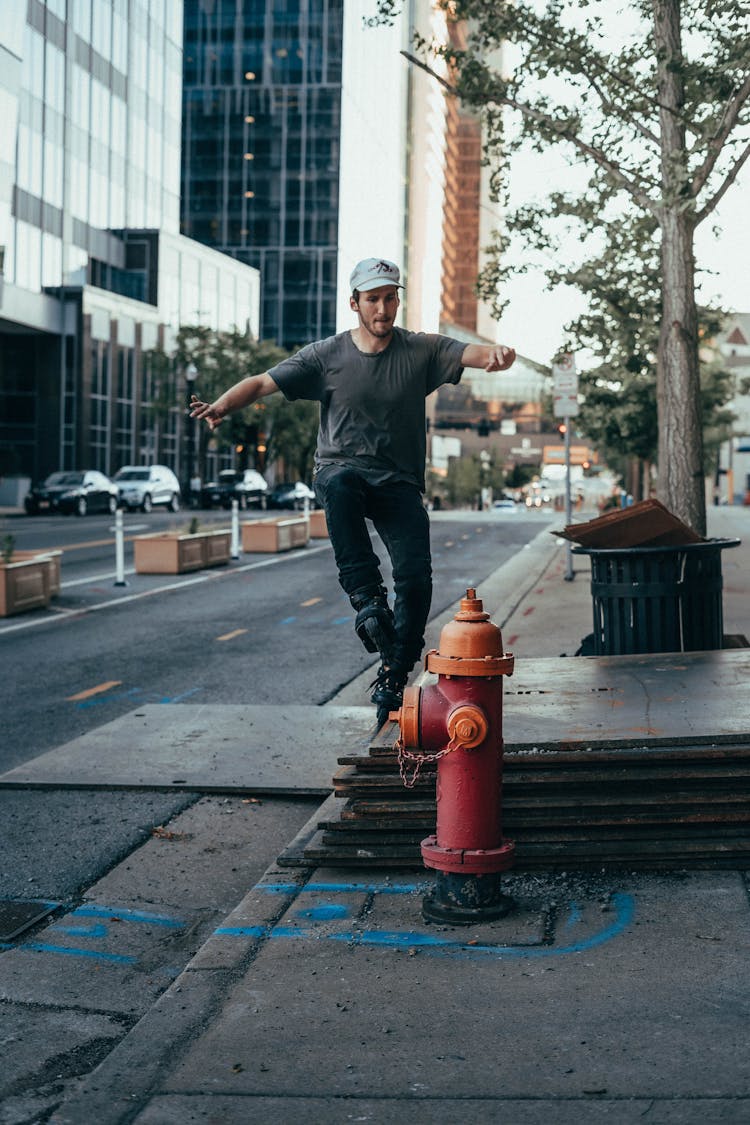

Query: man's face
left=351, top=285, right=400, bottom=338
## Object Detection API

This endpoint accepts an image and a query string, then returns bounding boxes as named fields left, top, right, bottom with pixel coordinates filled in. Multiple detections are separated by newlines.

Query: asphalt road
left=1, top=508, right=549, bottom=769
left=0, top=508, right=551, bottom=902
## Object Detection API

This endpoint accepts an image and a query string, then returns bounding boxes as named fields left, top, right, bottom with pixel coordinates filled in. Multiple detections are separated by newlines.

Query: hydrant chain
left=395, top=737, right=460, bottom=789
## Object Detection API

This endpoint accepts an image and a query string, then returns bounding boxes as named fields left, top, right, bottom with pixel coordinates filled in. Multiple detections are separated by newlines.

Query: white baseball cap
left=350, top=257, right=404, bottom=293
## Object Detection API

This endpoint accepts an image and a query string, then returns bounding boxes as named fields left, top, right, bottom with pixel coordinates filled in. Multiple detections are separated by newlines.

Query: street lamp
left=185, top=362, right=198, bottom=507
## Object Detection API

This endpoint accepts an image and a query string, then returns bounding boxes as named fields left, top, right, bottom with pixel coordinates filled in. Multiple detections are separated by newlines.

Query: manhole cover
left=0, top=900, right=59, bottom=942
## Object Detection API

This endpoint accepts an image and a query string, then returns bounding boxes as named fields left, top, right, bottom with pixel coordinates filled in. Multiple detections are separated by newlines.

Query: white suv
left=114, top=465, right=181, bottom=512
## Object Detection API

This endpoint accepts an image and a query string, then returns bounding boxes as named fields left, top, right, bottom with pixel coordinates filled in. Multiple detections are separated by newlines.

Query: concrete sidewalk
left=49, top=505, right=750, bottom=1124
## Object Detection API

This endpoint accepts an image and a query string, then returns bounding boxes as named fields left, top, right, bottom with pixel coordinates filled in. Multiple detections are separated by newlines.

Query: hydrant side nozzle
left=397, top=683, right=422, bottom=748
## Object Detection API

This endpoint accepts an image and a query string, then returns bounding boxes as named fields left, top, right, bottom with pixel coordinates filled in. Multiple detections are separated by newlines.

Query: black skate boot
left=369, top=663, right=410, bottom=729
left=351, top=586, right=397, bottom=657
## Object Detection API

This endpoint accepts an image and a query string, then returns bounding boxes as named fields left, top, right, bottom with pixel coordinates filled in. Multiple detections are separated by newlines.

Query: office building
left=0, top=0, right=259, bottom=494
left=181, top=0, right=343, bottom=348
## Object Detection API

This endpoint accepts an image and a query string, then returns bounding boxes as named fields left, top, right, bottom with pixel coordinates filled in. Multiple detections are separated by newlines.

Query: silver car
left=114, top=465, right=181, bottom=512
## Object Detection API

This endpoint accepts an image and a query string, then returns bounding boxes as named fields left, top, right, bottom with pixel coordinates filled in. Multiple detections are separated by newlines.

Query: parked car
left=114, top=465, right=181, bottom=512
left=267, top=481, right=316, bottom=511
left=24, top=470, right=119, bottom=516
left=200, top=469, right=268, bottom=510
left=493, top=498, right=518, bottom=511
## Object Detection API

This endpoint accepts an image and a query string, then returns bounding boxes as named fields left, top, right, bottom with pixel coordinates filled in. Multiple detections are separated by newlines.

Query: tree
left=146, top=328, right=319, bottom=481
left=546, top=210, right=736, bottom=493
left=263, top=396, right=320, bottom=482
left=375, top=0, right=750, bottom=533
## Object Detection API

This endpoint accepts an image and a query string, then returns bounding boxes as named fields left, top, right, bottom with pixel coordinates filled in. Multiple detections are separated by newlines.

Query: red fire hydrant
left=395, top=588, right=515, bottom=923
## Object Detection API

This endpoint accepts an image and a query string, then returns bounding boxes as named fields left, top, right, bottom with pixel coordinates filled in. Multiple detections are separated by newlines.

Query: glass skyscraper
left=181, top=0, right=343, bottom=348
left=0, top=0, right=259, bottom=487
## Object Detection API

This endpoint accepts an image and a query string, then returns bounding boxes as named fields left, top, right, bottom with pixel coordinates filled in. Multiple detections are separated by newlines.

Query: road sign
left=552, top=353, right=579, bottom=418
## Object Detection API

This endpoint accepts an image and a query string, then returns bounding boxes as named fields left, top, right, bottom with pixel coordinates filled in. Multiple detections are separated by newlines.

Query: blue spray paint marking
left=70, top=904, right=184, bottom=927
left=332, top=617, right=351, bottom=626
left=22, top=942, right=137, bottom=964
left=76, top=687, right=202, bottom=710
left=12, top=904, right=186, bottom=965
left=75, top=686, right=143, bottom=710
left=563, top=903, right=584, bottom=930
left=260, top=882, right=430, bottom=896
left=53, top=922, right=109, bottom=938
left=213, top=891, right=636, bottom=959
left=296, top=904, right=351, bottom=921
left=280, top=616, right=297, bottom=625
left=325, top=895, right=635, bottom=958
left=214, top=925, right=266, bottom=938
left=158, top=688, right=202, bottom=704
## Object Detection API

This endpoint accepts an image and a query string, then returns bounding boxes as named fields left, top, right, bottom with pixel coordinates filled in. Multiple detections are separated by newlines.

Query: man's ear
left=349, top=295, right=359, bottom=312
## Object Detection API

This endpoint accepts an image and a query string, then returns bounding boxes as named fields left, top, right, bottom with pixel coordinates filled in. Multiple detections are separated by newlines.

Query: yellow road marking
left=216, top=628, right=248, bottom=642
left=67, top=680, right=122, bottom=702
left=301, top=597, right=322, bottom=607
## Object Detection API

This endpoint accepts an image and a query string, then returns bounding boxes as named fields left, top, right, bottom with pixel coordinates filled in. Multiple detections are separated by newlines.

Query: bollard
left=394, top=588, right=515, bottom=924
left=113, top=507, right=127, bottom=587
left=230, top=499, right=240, bottom=559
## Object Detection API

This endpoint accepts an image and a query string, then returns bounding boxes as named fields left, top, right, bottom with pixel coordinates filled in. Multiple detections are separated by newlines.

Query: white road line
left=62, top=569, right=137, bottom=588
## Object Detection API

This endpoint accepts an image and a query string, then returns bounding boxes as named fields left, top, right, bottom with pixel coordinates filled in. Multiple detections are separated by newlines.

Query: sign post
left=552, top=353, right=579, bottom=582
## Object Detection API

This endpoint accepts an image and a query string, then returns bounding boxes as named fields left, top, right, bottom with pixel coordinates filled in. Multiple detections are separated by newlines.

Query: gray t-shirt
left=267, top=327, right=465, bottom=490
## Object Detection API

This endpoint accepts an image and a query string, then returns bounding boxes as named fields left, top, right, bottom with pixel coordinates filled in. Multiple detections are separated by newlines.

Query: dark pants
left=314, top=465, right=432, bottom=671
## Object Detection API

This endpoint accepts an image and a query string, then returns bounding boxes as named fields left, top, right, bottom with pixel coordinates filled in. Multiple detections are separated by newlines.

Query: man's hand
left=460, top=342, right=517, bottom=372
left=189, top=395, right=226, bottom=432
left=484, top=345, right=516, bottom=372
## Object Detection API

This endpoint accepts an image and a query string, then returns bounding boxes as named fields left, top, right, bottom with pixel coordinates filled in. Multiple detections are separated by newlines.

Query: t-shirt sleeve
left=423, top=334, right=466, bottom=395
left=267, top=342, right=325, bottom=402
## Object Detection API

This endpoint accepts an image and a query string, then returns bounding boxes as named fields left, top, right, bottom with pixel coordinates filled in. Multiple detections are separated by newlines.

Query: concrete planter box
left=0, top=556, right=52, bottom=616
left=307, top=508, right=329, bottom=538
left=242, top=516, right=309, bottom=553
left=134, top=530, right=231, bottom=574
left=12, top=549, right=62, bottom=596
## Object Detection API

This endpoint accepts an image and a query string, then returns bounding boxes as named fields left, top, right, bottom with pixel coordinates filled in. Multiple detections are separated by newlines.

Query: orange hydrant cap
left=437, top=587, right=504, bottom=659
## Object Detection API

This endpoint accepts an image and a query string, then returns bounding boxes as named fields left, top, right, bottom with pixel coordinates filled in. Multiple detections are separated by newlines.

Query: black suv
left=200, top=469, right=268, bottom=510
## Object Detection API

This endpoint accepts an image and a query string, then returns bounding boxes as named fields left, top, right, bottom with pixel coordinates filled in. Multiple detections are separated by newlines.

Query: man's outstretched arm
left=461, top=343, right=516, bottom=372
left=189, top=372, right=280, bottom=431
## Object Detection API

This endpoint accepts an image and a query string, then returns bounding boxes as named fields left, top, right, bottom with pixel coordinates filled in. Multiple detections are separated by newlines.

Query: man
left=190, top=257, right=516, bottom=725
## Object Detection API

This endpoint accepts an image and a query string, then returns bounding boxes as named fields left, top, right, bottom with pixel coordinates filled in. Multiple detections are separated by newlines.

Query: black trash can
left=572, top=538, right=740, bottom=656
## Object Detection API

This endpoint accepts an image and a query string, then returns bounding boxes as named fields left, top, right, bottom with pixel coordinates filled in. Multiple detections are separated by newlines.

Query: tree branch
left=585, top=71, right=661, bottom=148
left=694, top=140, right=750, bottom=225
left=690, top=73, right=750, bottom=196
left=401, top=51, right=658, bottom=216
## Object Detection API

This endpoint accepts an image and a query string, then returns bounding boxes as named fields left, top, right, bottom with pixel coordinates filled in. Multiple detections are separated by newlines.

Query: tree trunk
left=657, top=209, right=705, bottom=533
left=654, top=0, right=707, bottom=535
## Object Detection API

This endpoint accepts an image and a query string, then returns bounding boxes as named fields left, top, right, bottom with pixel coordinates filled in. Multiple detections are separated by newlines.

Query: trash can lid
left=571, top=537, right=740, bottom=556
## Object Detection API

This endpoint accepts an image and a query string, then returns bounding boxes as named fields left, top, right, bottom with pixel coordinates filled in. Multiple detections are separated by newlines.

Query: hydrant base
left=422, top=871, right=514, bottom=926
